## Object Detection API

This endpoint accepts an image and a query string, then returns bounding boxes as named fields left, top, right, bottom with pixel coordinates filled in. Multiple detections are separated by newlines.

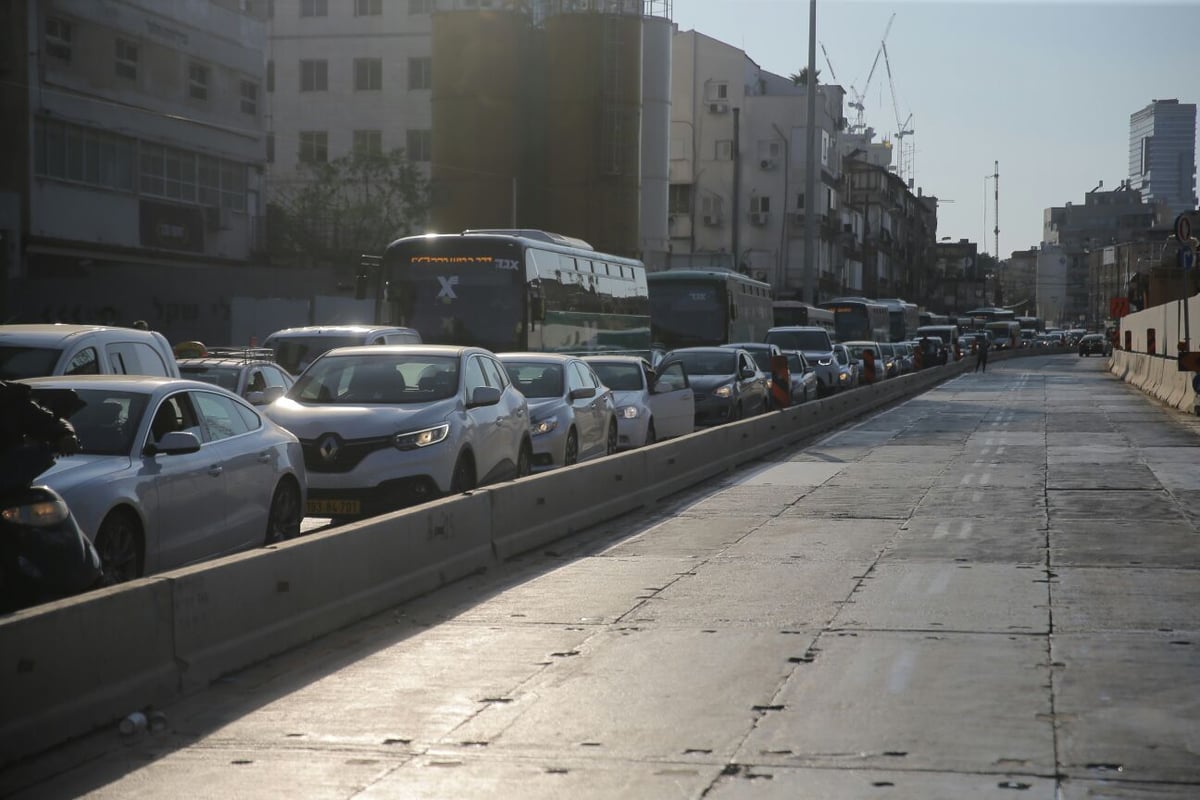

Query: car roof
left=722, top=342, right=776, bottom=350
left=20, top=375, right=231, bottom=393
left=264, top=325, right=416, bottom=338
left=665, top=346, right=742, bottom=354
left=319, top=344, right=470, bottom=358
left=178, top=358, right=279, bottom=369
left=582, top=355, right=651, bottom=366
left=0, top=324, right=156, bottom=345
left=496, top=352, right=581, bottom=363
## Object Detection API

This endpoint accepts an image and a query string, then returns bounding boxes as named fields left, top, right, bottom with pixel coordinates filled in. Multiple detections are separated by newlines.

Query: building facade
left=1002, top=247, right=1038, bottom=317
left=0, top=0, right=271, bottom=334
left=1128, top=98, right=1197, bottom=220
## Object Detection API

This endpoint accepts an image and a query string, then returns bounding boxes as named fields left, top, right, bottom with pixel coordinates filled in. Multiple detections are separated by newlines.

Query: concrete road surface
left=3, top=355, right=1199, bottom=799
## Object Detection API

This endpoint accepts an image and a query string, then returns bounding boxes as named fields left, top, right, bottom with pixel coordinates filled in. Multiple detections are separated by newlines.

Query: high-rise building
left=1128, top=99, right=1197, bottom=219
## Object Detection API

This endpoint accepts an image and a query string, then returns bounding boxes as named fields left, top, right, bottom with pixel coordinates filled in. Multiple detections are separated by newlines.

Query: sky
left=670, top=0, right=1200, bottom=259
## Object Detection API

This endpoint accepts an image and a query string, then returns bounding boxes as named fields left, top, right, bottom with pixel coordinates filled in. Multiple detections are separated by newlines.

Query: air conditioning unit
left=204, top=205, right=230, bottom=233
left=708, top=102, right=728, bottom=114
left=749, top=211, right=769, bottom=226
left=702, top=214, right=722, bottom=226
left=759, top=158, right=777, bottom=170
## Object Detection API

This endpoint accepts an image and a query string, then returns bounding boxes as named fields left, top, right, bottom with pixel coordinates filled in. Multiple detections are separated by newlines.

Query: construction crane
left=819, top=41, right=864, bottom=125
left=881, top=35, right=914, bottom=182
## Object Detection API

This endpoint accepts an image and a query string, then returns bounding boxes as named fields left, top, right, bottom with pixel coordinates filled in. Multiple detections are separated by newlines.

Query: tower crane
left=881, top=35, right=915, bottom=182
left=844, top=12, right=895, bottom=135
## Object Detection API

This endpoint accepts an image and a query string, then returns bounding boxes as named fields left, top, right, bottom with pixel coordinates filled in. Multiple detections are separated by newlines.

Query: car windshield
left=746, top=350, right=772, bottom=371
left=786, top=353, right=803, bottom=372
left=271, top=336, right=367, bottom=375
left=765, top=330, right=830, bottom=351
left=180, top=365, right=240, bottom=391
left=846, top=345, right=876, bottom=360
left=289, top=354, right=459, bottom=404
left=588, top=362, right=643, bottom=392
left=668, top=351, right=736, bottom=376
left=503, top=362, right=564, bottom=398
left=0, top=346, right=63, bottom=379
left=833, top=347, right=849, bottom=365
left=31, top=388, right=150, bottom=456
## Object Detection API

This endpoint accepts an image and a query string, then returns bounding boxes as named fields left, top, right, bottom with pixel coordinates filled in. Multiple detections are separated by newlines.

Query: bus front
left=384, top=235, right=529, bottom=353
left=648, top=276, right=730, bottom=351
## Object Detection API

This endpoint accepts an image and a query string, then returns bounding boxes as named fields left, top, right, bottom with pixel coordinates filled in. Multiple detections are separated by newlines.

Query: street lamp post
left=802, top=0, right=818, bottom=304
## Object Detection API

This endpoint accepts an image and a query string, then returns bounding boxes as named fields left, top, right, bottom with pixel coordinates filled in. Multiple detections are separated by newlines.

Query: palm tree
left=790, top=67, right=820, bottom=86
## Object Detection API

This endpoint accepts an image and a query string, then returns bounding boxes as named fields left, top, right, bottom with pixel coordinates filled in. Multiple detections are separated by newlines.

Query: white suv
left=0, top=324, right=180, bottom=379
left=264, top=325, right=422, bottom=376
left=266, top=345, right=531, bottom=518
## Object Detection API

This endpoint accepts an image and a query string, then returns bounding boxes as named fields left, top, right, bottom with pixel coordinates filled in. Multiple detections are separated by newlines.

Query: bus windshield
left=765, top=329, right=831, bottom=352
left=649, top=280, right=727, bottom=349
left=387, top=240, right=526, bottom=353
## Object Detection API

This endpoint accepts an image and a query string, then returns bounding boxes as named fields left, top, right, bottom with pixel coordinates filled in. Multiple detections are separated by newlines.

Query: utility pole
left=803, top=0, right=818, bottom=304
left=732, top=107, right=741, bottom=269
left=993, top=160, right=999, bottom=269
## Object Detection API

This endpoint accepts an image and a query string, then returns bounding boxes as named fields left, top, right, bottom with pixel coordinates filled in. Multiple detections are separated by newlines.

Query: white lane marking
left=927, top=569, right=951, bottom=595
left=980, top=472, right=991, bottom=486
left=887, top=650, right=917, bottom=694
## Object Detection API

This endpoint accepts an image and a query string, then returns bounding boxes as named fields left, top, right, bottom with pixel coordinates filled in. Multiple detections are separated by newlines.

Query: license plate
left=306, top=498, right=361, bottom=516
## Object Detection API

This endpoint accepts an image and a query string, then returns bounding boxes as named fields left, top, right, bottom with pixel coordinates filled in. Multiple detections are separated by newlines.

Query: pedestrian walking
left=975, top=335, right=990, bottom=373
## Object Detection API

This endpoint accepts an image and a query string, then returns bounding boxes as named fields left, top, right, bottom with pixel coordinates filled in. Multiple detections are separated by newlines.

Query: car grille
left=301, top=434, right=394, bottom=473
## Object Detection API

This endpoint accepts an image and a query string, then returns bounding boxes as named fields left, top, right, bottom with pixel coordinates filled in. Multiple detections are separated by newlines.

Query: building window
left=355, top=0, right=383, bottom=15
left=409, top=0, right=434, bottom=12
left=406, top=129, right=432, bottom=162
left=408, top=57, right=432, bottom=90
left=708, top=82, right=728, bottom=101
left=354, top=58, right=382, bottom=91
left=240, top=81, right=258, bottom=115
left=188, top=63, right=209, bottom=101
left=266, top=60, right=274, bottom=92
left=750, top=196, right=770, bottom=213
left=195, top=155, right=247, bottom=211
left=715, top=140, right=732, bottom=160
left=299, top=131, right=328, bottom=164
left=115, top=38, right=138, bottom=81
left=300, top=0, right=328, bottom=17
left=300, top=59, right=328, bottom=92
left=34, top=118, right=135, bottom=192
left=267, top=133, right=275, bottom=163
left=668, top=184, right=692, bottom=215
left=353, top=130, right=382, bottom=156
left=45, top=17, right=73, bottom=62
left=140, top=143, right=198, bottom=202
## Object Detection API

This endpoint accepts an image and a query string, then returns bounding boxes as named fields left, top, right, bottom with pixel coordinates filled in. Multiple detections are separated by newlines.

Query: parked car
left=0, top=324, right=180, bottom=379
left=499, top=353, right=617, bottom=470
left=832, top=343, right=861, bottom=388
left=764, top=326, right=839, bottom=396
left=178, top=350, right=295, bottom=405
left=21, top=375, right=306, bottom=584
left=781, top=350, right=819, bottom=404
left=584, top=355, right=695, bottom=448
left=263, top=325, right=422, bottom=376
left=266, top=345, right=531, bottom=518
left=1078, top=333, right=1111, bottom=357
left=659, top=347, right=769, bottom=426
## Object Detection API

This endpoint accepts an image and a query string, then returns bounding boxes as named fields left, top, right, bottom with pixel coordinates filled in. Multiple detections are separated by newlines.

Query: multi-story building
left=931, top=239, right=983, bottom=314
left=1129, top=99, right=1197, bottom=220
left=1002, top=247, right=1038, bottom=316
left=0, top=0, right=271, bottom=337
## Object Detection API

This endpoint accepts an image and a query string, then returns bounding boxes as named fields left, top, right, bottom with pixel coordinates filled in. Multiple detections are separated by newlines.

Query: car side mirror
left=740, top=367, right=757, bottom=379
left=469, top=386, right=502, bottom=408
left=247, top=386, right=285, bottom=405
left=569, top=387, right=596, bottom=400
left=146, top=430, right=201, bottom=456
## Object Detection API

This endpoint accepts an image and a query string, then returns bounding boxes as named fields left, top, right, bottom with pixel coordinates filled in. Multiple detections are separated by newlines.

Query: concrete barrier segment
left=0, top=579, right=177, bottom=767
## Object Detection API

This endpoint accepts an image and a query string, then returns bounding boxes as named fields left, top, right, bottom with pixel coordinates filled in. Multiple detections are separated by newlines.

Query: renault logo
left=317, top=434, right=342, bottom=462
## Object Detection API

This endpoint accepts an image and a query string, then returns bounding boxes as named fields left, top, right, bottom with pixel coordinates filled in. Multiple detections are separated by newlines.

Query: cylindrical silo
left=543, top=10, right=642, bottom=257
left=430, top=9, right=530, bottom=233
left=640, top=14, right=672, bottom=268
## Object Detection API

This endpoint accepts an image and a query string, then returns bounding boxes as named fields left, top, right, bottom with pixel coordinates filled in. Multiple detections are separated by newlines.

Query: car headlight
left=817, top=358, right=833, bottom=366
left=620, top=405, right=639, bottom=419
left=394, top=423, right=450, bottom=450
left=1, top=497, right=70, bottom=527
left=839, top=372, right=848, bottom=381
left=531, top=417, right=559, bottom=436
left=712, top=384, right=734, bottom=398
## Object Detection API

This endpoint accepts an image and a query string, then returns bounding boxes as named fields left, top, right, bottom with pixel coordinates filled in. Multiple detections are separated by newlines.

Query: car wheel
left=563, top=429, right=579, bottom=466
left=605, top=420, right=618, bottom=456
left=644, top=420, right=657, bottom=446
left=517, top=438, right=533, bottom=478
left=450, top=452, right=476, bottom=494
left=95, top=509, right=143, bottom=585
left=265, top=478, right=302, bottom=545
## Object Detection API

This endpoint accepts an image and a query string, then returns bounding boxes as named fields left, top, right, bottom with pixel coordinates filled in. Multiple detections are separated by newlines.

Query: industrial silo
left=542, top=7, right=642, bottom=257
left=430, top=7, right=532, bottom=233
left=640, top=11, right=672, bottom=269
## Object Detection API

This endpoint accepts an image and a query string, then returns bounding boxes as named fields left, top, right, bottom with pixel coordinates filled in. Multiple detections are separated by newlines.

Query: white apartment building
left=9, top=0, right=268, bottom=271
left=668, top=30, right=847, bottom=296
left=1036, top=244, right=1069, bottom=328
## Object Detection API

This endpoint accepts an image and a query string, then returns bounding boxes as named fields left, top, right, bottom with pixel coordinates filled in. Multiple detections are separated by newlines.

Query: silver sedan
left=584, top=356, right=695, bottom=448
left=22, top=375, right=307, bottom=584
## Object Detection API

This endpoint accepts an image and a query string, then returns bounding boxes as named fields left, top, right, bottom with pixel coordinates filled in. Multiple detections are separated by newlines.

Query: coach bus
left=919, top=311, right=951, bottom=327
left=771, top=300, right=835, bottom=334
left=647, top=269, right=773, bottom=350
left=818, top=297, right=891, bottom=343
left=382, top=229, right=651, bottom=355
left=875, top=298, right=920, bottom=342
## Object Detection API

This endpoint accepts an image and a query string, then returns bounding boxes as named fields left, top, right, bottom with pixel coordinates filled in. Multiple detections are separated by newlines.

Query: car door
left=569, top=360, right=605, bottom=457
left=478, top=355, right=521, bottom=479
left=144, top=391, right=228, bottom=571
left=192, top=390, right=274, bottom=553
left=737, top=352, right=765, bottom=414
left=648, top=360, right=693, bottom=439
left=463, top=354, right=503, bottom=478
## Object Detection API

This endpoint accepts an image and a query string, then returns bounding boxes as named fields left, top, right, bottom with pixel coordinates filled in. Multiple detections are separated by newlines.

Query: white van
left=263, top=325, right=422, bottom=375
left=0, top=324, right=180, bottom=379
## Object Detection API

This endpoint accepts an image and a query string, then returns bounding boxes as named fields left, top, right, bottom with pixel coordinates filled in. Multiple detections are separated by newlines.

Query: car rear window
left=270, top=336, right=367, bottom=375
left=588, top=362, right=643, bottom=391
left=0, top=346, right=63, bottom=379
left=503, top=362, right=564, bottom=398
left=181, top=365, right=240, bottom=391
left=669, top=351, right=737, bottom=376
left=765, top=330, right=831, bottom=351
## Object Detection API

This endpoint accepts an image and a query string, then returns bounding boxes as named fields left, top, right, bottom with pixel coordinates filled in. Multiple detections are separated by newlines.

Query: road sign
left=1176, top=213, right=1193, bottom=242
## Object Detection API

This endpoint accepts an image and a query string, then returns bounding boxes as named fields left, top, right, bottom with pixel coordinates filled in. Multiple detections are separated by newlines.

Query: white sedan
left=22, top=375, right=307, bottom=584
left=583, top=356, right=694, bottom=448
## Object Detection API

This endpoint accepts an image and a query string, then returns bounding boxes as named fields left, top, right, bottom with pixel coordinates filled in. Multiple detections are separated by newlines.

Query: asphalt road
left=4, top=354, right=1199, bottom=799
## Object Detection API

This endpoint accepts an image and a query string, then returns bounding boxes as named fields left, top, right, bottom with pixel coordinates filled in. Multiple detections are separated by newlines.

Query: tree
left=267, top=148, right=430, bottom=268
left=790, top=67, right=820, bottom=86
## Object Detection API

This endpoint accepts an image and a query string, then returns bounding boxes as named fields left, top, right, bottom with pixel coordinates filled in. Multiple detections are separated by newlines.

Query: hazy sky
left=670, top=0, right=1200, bottom=258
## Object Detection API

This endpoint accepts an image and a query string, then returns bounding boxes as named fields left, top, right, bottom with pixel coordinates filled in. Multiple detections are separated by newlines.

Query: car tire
left=265, top=478, right=302, bottom=545
left=450, top=452, right=476, bottom=494
left=644, top=420, right=656, bottom=446
left=95, top=509, right=144, bottom=585
left=517, top=438, right=533, bottom=478
left=563, top=429, right=579, bottom=466
left=605, top=420, right=618, bottom=456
